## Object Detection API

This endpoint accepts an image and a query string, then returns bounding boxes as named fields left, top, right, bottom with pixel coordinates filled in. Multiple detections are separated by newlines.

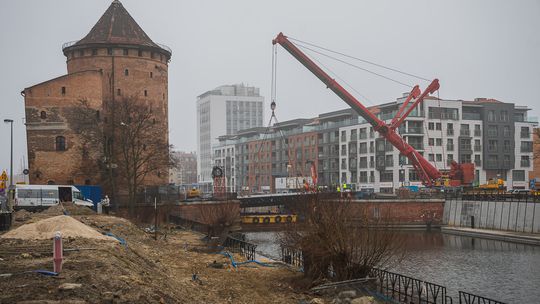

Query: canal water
left=244, top=230, right=540, bottom=303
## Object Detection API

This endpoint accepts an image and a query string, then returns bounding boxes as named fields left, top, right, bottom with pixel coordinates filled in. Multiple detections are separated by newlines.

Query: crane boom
left=273, top=32, right=442, bottom=186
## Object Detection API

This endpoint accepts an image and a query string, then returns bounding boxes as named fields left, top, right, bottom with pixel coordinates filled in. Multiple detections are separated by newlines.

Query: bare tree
left=115, top=97, right=169, bottom=215
left=198, top=201, right=241, bottom=238
left=280, top=195, right=404, bottom=283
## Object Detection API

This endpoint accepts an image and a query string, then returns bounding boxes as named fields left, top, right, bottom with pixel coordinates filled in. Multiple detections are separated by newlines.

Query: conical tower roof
left=63, top=0, right=170, bottom=58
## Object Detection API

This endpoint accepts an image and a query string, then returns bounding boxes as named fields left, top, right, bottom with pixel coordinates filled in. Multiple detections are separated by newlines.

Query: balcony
left=406, top=127, right=423, bottom=134
left=409, top=143, right=424, bottom=150
left=460, top=129, right=470, bottom=136
left=461, top=144, right=472, bottom=151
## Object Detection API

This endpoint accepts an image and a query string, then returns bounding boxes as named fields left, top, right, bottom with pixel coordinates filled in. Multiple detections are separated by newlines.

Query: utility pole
left=4, top=119, right=14, bottom=186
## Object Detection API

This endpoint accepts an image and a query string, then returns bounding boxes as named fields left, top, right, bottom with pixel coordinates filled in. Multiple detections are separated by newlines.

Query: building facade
left=196, top=84, right=264, bottom=183
left=169, top=151, right=197, bottom=185
left=212, top=96, right=536, bottom=193
left=338, top=97, right=536, bottom=192
left=22, top=1, right=171, bottom=187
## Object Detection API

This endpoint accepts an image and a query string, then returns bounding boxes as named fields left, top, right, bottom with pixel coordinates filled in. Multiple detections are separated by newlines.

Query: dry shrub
left=198, top=201, right=240, bottom=238
left=281, top=195, right=403, bottom=283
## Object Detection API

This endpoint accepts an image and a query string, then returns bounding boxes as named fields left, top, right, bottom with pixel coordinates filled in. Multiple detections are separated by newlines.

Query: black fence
left=370, top=268, right=451, bottom=304
left=223, top=236, right=257, bottom=261
left=280, top=246, right=506, bottom=304
left=458, top=291, right=506, bottom=304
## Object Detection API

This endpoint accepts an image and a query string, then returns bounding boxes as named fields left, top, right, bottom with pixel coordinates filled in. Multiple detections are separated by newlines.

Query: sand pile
left=43, top=202, right=95, bottom=216
left=1, top=215, right=115, bottom=241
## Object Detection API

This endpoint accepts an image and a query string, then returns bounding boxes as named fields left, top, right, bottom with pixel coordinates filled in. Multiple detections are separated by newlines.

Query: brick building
left=169, top=151, right=198, bottom=185
left=22, top=1, right=171, bottom=188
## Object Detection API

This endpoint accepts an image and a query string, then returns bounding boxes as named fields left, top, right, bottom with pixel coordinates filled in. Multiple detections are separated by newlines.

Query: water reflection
left=245, top=230, right=540, bottom=303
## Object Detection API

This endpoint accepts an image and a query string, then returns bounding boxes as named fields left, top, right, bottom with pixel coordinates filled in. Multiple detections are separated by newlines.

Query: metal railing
left=370, top=268, right=451, bottom=304
left=279, top=245, right=507, bottom=304
left=458, top=291, right=506, bottom=304
left=223, top=236, right=257, bottom=261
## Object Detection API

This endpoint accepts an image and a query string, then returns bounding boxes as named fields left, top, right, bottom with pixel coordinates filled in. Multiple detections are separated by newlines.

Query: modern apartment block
left=196, top=84, right=264, bottom=183
left=339, top=96, right=537, bottom=192
left=212, top=95, right=536, bottom=193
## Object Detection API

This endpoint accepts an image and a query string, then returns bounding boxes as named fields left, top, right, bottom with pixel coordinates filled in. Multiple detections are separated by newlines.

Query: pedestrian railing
left=280, top=245, right=506, bottom=304
left=223, top=236, right=257, bottom=261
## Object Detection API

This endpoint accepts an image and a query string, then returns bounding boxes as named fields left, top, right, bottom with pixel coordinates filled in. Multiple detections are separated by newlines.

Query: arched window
left=55, top=136, right=66, bottom=151
left=40, top=111, right=47, bottom=119
left=47, top=180, right=56, bottom=185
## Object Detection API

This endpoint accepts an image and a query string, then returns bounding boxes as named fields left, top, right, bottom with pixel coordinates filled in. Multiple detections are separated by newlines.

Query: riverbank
left=441, top=226, right=540, bottom=246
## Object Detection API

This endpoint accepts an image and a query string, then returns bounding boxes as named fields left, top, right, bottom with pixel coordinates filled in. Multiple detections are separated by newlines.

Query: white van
left=8, top=185, right=94, bottom=209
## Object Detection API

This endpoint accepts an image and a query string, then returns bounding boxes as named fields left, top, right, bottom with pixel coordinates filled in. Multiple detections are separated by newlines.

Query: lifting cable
left=288, top=36, right=432, bottom=83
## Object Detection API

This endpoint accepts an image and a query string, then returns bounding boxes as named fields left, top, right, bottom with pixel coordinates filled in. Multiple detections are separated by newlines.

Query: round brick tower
left=62, top=0, right=171, bottom=185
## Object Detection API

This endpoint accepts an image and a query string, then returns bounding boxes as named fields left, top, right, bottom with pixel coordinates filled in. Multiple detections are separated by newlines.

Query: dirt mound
left=1, top=215, right=116, bottom=241
left=42, top=202, right=95, bottom=216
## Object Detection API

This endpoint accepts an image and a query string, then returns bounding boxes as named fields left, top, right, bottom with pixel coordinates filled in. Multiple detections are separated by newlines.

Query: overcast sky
left=0, top=0, right=539, bottom=176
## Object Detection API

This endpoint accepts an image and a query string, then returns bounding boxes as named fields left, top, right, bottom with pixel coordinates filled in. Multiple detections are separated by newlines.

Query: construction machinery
left=272, top=32, right=474, bottom=188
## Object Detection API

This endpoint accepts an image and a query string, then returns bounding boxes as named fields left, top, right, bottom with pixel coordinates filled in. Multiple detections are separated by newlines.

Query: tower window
left=117, top=89, right=121, bottom=96
left=107, top=48, right=113, bottom=55
left=55, top=136, right=66, bottom=151
left=61, top=87, right=66, bottom=95
left=40, top=111, right=47, bottom=119
left=124, top=69, right=129, bottom=76
left=150, top=72, right=153, bottom=78
left=123, top=48, right=129, bottom=55
left=144, top=90, right=148, bottom=96
left=151, top=52, right=155, bottom=59
left=92, top=49, right=98, bottom=55
left=79, top=50, right=84, bottom=57
left=96, top=110, right=100, bottom=120
left=138, top=49, right=143, bottom=57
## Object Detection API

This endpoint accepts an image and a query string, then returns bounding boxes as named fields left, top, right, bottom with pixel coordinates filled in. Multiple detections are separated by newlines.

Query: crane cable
left=288, top=36, right=432, bottom=83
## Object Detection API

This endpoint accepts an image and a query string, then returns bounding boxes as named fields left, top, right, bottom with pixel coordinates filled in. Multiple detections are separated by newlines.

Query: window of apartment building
left=436, top=122, right=441, bottom=130
left=487, top=125, right=498, bottom=137
left=474, top=124, right=481, bottom=136
left=474, top=139, right=481, bottom=151
left=359, top=142, right=367, bottom=154
left=436, top=138, right=442, bottom=146
left=385, top=155, right=393, bottom=167
left=341, top=158, right=347, bottom=170
left=521, top=155, right=530, bottom=167
left=461, top=138, right=471, bottom=150
left=521, top=127, right=530, bottom=138
left=503, top=140, right=512, bottom=152
left=409, top=170, right=420, bottom=181
left=359, top=171, right=368, bottom=183
left=359, top=128, right=367, bottom=139
left=515, top=112, right=525, bottom=122
left=341, top=172, right=347, bottom=183
left=461, top=154, right=472, bottom=163
left=359, top=157, right=368, bottom=168
left=341, top=130, right=346, bottom=141
left=474, top=155, right=481, bottom=166
left=460, top=124, right=470, bottom=136
left=487, top=140, right=498, bottom=152
left=428, top=138, right=434, bottom=146
left=428, top=122, right=434, bottom=130
left=447, top=123, right=454, bottom=135
left=503, top=155, right=511, bottom=166
left=341, top=144, right=346, bottom=156
left=513, top=170, right=525, bottom=181
left=436, top=154, right=442, bottom=162
left=40, top=111, right=47, bottom=119
left=503, top=125, right=511, bottom=137
left=351, top=172, right=357, bottom=183
left=487, top=110, right=496, bottom=122
left=447, top=138, right=454, bottom=151
left=380, top=170, right=393, bottom=182
left=521, top=141, right=533, bottom=152
left=500, top=110, right=509, bottom=122
left=350, top=129, right=357, bottom=141
left=447, top=154, right=454, bottom=165
left=428, top=153, right=435, bottom=161
left=55, top=136, right=66, bottom=151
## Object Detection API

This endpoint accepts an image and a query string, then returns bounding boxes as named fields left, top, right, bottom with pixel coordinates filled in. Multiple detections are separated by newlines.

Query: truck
left=7, top=184, right=94, bottom=210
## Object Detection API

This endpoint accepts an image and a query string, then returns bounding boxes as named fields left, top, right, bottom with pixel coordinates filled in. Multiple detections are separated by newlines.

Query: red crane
left=273, top=32, right=442, bottom=187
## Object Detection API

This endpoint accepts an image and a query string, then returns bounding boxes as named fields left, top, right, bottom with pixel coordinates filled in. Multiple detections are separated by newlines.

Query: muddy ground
left=0, top=208, right=312, bottom=304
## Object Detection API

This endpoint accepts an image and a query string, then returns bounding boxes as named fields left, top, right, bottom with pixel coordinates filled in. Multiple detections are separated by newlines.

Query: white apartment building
left=338, top=96, right=537, bottom=192
left=212, top=143, right=236, bottom=192
left=196, top=84, right=264, bottom=182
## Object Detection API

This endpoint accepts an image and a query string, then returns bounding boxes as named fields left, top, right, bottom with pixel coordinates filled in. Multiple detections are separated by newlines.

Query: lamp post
left=3, top=119, right=13, bottom=186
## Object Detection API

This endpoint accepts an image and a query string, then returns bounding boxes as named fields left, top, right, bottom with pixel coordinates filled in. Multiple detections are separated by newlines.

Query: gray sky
left=1, top=0, right=539, bottom=176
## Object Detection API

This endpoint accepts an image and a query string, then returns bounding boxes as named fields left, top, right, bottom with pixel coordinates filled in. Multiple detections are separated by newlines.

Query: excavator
left=272, top=33, right=474, bottom=189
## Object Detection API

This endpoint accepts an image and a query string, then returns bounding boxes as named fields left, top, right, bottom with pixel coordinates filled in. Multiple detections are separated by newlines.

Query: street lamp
left=3, top=119, right=13, bottom=186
